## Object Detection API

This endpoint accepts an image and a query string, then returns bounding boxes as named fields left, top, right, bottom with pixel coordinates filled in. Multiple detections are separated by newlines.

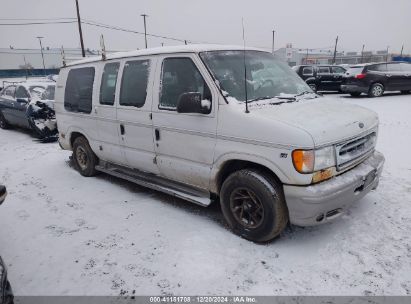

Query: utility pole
left=360, top=44, right=365, bottom=63
left=386, top=46, right=390, bottom=62
left=272, top=30, right=275, bottom=54
left=332, top=35, right=339, bottom=64
left=184, top=40, right=187, bottom=45
left=36, top=36, right=46, bottom=75
left=75, top=0, right=85, bottom=57
left=141, top=14, right=148, bottom=48
left=400, top=44, right=404, bottom=57
left=23, top=55, right=29, bottom=79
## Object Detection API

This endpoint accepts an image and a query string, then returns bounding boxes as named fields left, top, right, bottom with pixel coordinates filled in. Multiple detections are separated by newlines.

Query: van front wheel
left=72, top=136, right=98, bottom=177
left=220, top=169, right=288, bottom=243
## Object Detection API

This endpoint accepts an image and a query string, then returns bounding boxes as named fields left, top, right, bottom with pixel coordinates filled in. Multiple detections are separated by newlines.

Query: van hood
left=248, top=97, right=379, bottom=146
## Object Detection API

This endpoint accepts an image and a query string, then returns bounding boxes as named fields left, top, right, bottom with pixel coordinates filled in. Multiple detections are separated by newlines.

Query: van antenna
left=242, top=18, right=249, bottom=113
left=61, top=45, right=66, bottom=67
left=100, top=34, right=106, bottom=60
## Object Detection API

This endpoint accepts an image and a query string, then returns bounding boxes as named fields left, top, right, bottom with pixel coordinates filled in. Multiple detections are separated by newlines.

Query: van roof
left=65, top=44, right=266, bottom=67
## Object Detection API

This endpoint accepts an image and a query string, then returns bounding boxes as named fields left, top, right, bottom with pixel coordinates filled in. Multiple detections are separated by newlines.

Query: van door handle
left=120, top=124, right=125, bottom=135
left=155, top=129, right=160, bottom=141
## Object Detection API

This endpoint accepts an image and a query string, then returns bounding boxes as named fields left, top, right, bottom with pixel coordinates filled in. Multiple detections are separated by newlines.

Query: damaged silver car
left=0, top=81, right=58, bottom=141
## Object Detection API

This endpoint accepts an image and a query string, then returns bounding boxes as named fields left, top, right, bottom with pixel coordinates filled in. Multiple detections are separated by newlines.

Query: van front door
left=152, top=55, right=217, bottom=190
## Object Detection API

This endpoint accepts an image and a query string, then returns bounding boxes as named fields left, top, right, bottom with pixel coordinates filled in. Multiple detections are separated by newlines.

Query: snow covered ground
left=0, top=93, right=410, bottom=296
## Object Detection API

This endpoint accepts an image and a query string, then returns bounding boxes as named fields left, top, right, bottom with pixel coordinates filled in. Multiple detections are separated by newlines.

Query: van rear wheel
left=220, top=169, right=288, bottom=243
left=72, top=136, right=98, bottom=177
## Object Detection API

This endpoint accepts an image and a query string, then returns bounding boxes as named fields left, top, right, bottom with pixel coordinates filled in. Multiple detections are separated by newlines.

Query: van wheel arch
left=216, top=160, right=282, bottom=194
left=70, top=131, right=87, bottom=149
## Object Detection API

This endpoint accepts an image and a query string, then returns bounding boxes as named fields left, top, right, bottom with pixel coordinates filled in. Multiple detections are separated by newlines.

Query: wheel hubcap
left=230, top=188, right=265, bottom=229
left=76, top=147, right=88, bottom=170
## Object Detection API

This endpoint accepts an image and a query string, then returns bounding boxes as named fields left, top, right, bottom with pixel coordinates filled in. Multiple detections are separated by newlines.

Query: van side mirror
left=176, top=92, right=211, bottom=114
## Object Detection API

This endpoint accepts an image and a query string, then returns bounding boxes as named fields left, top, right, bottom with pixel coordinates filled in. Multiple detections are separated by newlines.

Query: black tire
left=0, top=112, right=10, bottom=129
left=72, top=136, right=98, bottom=177
left=350, top=92, right=362, bottom=97
left=308, top=83, right=317, bottom=92
left=368, top=83, right=384, bottom=97
left=220, top=169, right=288, bottom=243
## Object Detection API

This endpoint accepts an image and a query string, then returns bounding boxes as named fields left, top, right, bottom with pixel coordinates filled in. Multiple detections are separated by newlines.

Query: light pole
left=386, top=46, right=390, bottom=62
left=36, top=36, right=46, bottom=75
left=272, top=30, right=276, bottom=54
left=141, top=14, right=148, bottom=48
left=332, top=35, right=339, bottom=65
left=360, top=44, right=365, bottom=63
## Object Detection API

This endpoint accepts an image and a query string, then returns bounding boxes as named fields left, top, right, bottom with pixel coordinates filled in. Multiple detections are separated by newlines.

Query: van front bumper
left=283, top=151, right=384, bottom=226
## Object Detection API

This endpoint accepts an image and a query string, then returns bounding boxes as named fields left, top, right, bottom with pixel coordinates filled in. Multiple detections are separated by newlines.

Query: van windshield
left=200, top=50, right=312, bottom=102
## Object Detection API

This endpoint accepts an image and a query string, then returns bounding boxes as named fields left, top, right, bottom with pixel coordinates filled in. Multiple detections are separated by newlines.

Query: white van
left=55, top=45, right=384, bottom=242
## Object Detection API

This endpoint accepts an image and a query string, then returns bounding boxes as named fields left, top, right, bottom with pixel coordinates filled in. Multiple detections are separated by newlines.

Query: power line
left=82, top=20, right=192, bottom=43
left=0, top=18, right=209, bottom=44
left=0, top=21, right=77, bottom=26
left=0, top=17, right=76, bottom=21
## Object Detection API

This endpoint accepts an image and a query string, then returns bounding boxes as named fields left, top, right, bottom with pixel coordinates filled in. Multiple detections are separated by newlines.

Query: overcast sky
left=1, top=0, right=411, bottom=54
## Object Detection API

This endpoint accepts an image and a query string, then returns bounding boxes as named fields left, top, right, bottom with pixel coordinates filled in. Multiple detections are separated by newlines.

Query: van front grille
left=335, top=132, right=376, bottom=171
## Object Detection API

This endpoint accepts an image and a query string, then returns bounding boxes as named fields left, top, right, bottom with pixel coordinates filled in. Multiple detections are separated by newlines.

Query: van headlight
left=292, top=146, right=336, bottom=174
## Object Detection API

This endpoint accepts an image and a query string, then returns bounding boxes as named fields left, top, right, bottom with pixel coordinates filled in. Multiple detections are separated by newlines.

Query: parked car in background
left=0, top=185, right=6, bottom=205
left=0, top=81, right=58, bottom=140
left=341, top=62, right=411, bottom=97
left=0, top=185, right=13, bottom=304
left=56, top=45, right=384, bottom=242
left=292, top=65, right=346, bottom=92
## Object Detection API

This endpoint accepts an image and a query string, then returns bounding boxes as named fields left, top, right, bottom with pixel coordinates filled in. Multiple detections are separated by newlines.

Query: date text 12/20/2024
left=149, top=296, right=256, bottom=303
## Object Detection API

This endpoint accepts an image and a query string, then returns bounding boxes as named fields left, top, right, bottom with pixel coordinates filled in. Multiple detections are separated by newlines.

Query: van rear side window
left=120, top=60, right=150, bottom=108
left=64, top=67, right=95, bottom=114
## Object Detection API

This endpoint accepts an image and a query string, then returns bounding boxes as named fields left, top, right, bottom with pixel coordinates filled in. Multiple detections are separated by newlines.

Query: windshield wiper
left=294, top=91, right=318, bottom=98
left=248, top=96, right=275, bottom=102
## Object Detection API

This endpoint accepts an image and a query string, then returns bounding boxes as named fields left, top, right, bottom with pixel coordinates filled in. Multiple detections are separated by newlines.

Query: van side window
left=64, top=67, right=95, bottom=114
left=160, top=58, right=212, bottom=111
left=100, top=62, right=120, bottom=105
left=120, top=60, right=150, bottom=108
